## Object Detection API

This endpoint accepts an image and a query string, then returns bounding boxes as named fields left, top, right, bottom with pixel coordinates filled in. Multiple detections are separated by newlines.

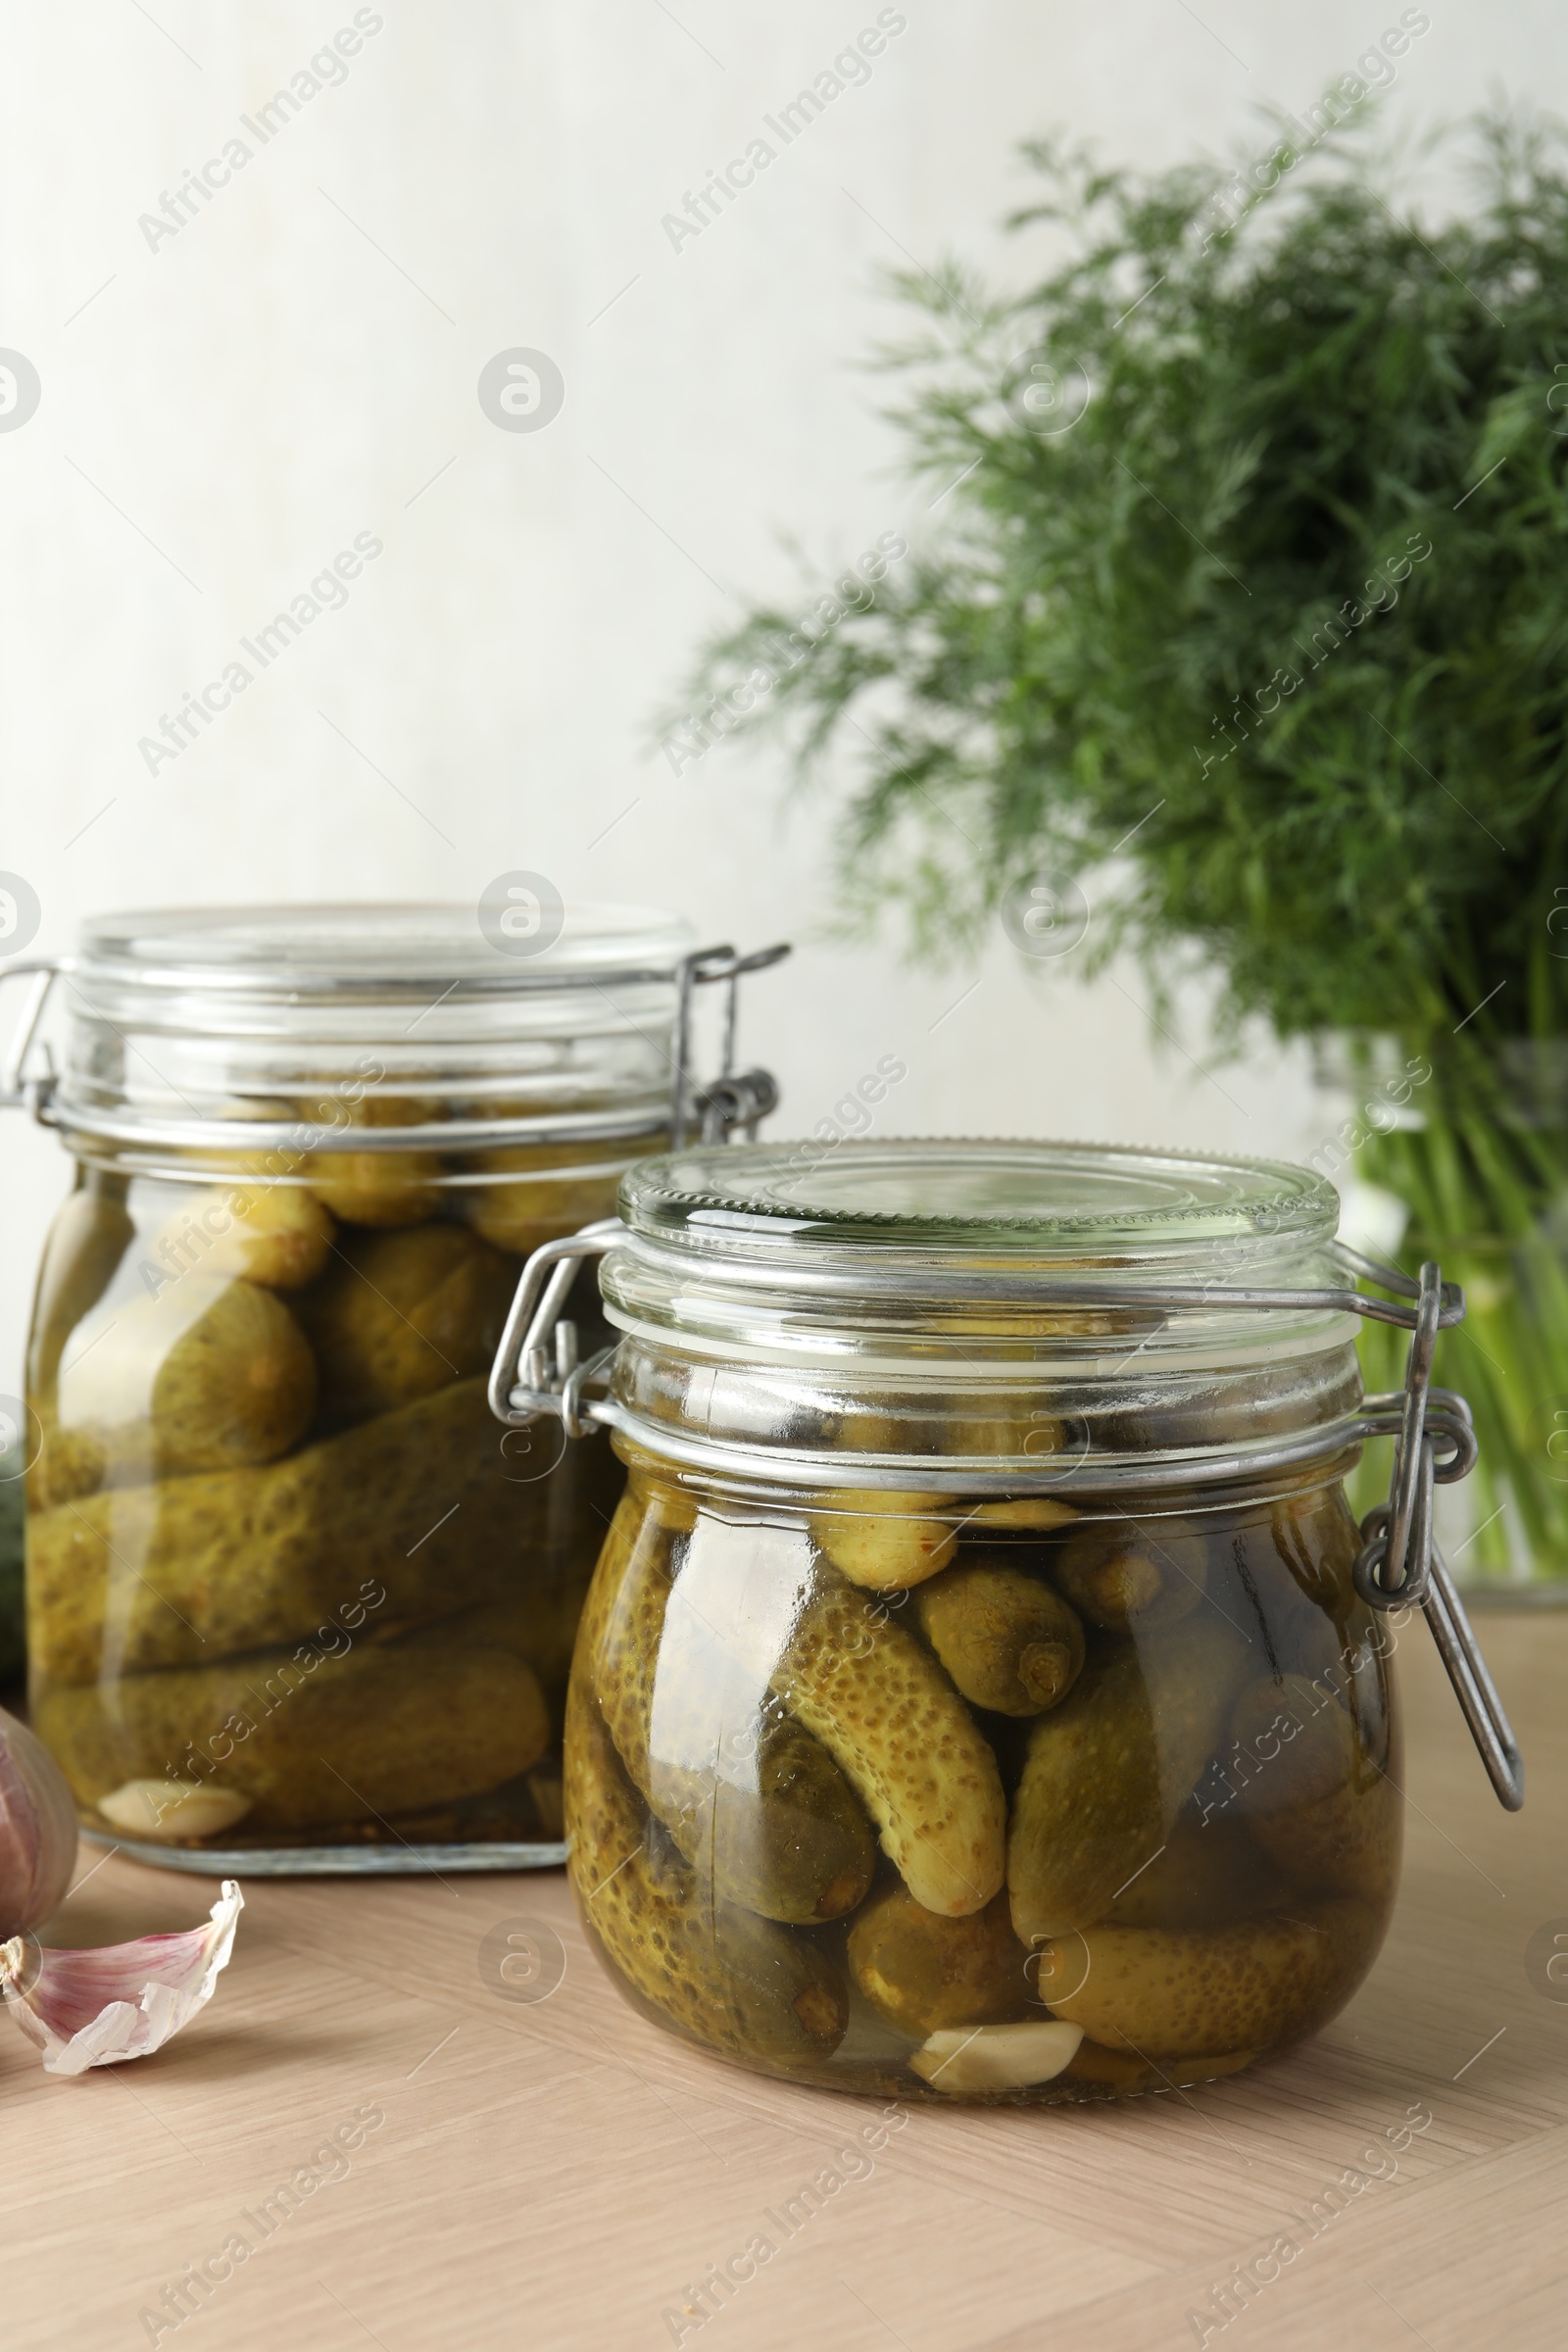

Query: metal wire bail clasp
left=490, top=942, right=789, bottom=1439
left=0, top=957, right=65, bottom=1115
left=669, top=942, right=790, bottom=1147
left=487, top=1221, right=622, bottom=1437
left=1353, top=1260, right=1524, bottom=1811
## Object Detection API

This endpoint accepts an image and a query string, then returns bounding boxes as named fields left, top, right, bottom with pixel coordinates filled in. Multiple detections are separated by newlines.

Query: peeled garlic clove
left=97, top=1780, right=253, bottom=1839
left=910, top=2019, right=1084, bottom=2093
left=0, top=1703, right=77, bottom=1935
left=0, top=1880, right=243, bottom=2076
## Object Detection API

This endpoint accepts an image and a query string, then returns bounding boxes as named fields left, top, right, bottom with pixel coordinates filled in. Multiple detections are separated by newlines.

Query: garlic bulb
left=0, top=1710, right=245, bottom=2074
left=0, top=1703, right=77, bottom=1935
left=1, top=1881, right=243, bottom=2076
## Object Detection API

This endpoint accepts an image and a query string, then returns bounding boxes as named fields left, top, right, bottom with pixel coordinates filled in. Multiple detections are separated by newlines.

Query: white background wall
left=0, top=0, right=1556, bottom=1385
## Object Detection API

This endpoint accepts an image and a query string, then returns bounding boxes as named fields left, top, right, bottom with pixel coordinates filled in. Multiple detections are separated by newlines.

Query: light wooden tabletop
left=5, top=1605, right=1564, bottom=2352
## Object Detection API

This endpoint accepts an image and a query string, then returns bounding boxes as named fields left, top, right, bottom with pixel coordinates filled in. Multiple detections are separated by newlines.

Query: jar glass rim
left=619, top=1137, right=1338, bottom=1271
left=74, top=900, right=698, bottom=998
left=43, top=901, right=700, bottom=1152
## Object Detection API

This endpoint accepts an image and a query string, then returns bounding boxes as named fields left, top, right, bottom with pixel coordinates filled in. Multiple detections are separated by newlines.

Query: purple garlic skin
left=1, top=1881, right=244, bottom=2075
left=0, top=1705, right=77, bottom=1936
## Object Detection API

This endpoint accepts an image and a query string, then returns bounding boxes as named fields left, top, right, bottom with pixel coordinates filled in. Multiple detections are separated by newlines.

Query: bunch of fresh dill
left=675, top=111, right=1568, bottom=1576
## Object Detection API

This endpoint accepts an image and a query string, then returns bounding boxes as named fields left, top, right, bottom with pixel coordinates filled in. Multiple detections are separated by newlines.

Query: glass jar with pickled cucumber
left=2, top=905, right=785, bottom=1873
left=492, top=1139, right=1521, bottom=2102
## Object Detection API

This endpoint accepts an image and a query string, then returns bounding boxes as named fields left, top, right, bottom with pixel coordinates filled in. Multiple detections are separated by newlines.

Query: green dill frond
left=665, top=110, right=1568, bottom=1075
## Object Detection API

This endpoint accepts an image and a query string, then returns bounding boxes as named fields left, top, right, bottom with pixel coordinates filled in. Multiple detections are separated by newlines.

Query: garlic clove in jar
left=0, top=1881, right=243, bottom=2076
left=97, top=1779, right=253, bottom=1839
left=910, top=2019, right=1084, bottom=2093
left=0, top=1703, right=77, bottom=1935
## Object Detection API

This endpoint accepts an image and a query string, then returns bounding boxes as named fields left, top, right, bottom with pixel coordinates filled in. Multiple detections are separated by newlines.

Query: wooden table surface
left=6, top=1607, right=1566, bottom=2352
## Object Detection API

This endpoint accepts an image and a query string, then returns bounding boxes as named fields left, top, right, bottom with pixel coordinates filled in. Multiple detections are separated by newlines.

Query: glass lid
left=45, top=902, right=699, bottom=1155
left=75, top=902, right=697, bottom=999
left=619, top=1138, right=1337, bottom=1273
left=597, top=1138, right=1362, bottom=1487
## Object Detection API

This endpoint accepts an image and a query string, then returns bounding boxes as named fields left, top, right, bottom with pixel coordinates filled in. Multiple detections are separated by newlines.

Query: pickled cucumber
left=462, top=1459, right=617, bottom=1717
left=658, top=1517, right=1006, bottom=1917
left=809, top=1493, right=958, bottom=1591
left=28, top=1378, right=527, bottom=1683
left=56, top=1275, right=317, bottom=1482
left=584, top=1493, right=875, bottom=1924
left=150, top=1185, right=335, bottom=1291
left=564, top=1666, right=849, bottom=2069
left=296, top=1222, right=513, bottom=1423
left=849, top=1884, right=1034, bottom=2035
left=1007, top=1616, right=1249, bottom=1943
left=1060, top=2038, right=1256, bottom=2092
left=1051, top=1521, right=1206, bottom=1630
left=1035, top=1899, right=1381, bottom=2058
left=1229, top=1673, right=1400, bottom=1903
left=1252, top=1773, right=1400, bottom=1905
left=26, top=1186, right=134, bottom=1396
left=303, top=1095, right=444, bottom=1227
left=966, top=1498, right=1079, bottom=1533
left=466, top=1140, right=631, bottom=1255
left=24, top=1423, right=113, bottom=1514
left=1270, top=1483, right=1361, bottom=1612
left=914, top=1557, right=1085, bottom=1717
left=782, top=1587, right=1005, bottom=1913
left=1229, top=1672, right=1360, bottom=1810
left=39, top=1608, right=549, bottom=1832
left=1104, top=1812, right=1288, bottom=1931
left=577, top=1489, right=680, bottom=1788
left=1230, top=1490, right=1368, bottom=1683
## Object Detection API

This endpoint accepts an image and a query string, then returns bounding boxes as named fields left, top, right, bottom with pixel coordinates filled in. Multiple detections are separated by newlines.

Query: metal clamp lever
left=1353, top=1261, right=1524, bottom=1810
left=487, top=942, right=789, bottom=1427
left=488, top=1223, right=1525, bottom=1810
left=486, top=1220, right=621, bottom=1432
left=1423, top=1540, right=1526, bottom=1811
left=694, top=1067, right=779, bottom=1144
left=669, top=943, right=790, bottom=1147
left=1358, top=1387, right=1477, bottom=1483
left=0, top=957, right=65, bottom=1112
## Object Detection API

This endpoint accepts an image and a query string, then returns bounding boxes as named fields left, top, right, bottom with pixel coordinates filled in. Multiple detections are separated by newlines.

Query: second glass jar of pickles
left=535, top=1140, right=1430, bottom=2100
left=13, top=902, right=781, bottom=1872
